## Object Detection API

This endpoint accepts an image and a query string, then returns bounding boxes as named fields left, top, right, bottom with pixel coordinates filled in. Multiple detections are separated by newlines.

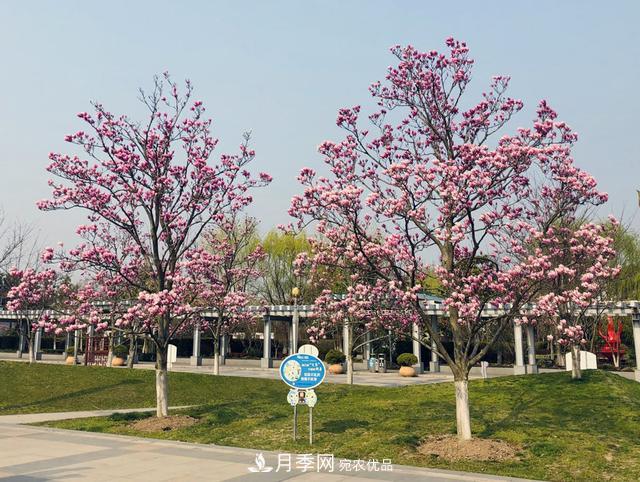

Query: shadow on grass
left=0, top=378, right=145, bottom=413
left=321, top=419, right=371, bottom=433
left=473, top=372, right=615, bottom=439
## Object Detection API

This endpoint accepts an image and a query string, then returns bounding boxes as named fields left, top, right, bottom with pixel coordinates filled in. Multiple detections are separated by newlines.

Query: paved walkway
left=0, top=410, right=539, bottom=482
left=1, top=352, right=636, bottom=386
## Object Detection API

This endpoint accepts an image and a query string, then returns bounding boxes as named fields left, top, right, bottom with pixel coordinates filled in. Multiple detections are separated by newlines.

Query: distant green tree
left=258, top=230, right=314, bottom=304
left=607, top=226, right=640, bottom=300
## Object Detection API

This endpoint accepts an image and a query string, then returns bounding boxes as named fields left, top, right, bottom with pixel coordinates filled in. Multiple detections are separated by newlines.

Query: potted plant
left=65, top=347, right=76, bottom=365
left=112, top=344, right=128, bottom=367
left=397, top=353, right=418, bottom=377
left=324, top=349, right=346, bottom=374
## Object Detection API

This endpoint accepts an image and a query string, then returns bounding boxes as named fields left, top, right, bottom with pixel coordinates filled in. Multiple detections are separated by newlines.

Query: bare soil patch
left=129, top=415, right=198, bottom=432
left=418, top=435, right=520, bottom=462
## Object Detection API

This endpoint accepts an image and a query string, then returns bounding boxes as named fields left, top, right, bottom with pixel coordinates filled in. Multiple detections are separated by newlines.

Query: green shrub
left=65, top=347, right=75, bottom=356
left=315, top=339, right=335, bottom=360
left=396, top=353, right=418, bottom=367
left=112, top=344, right=128, bottom=358
left=324, top=349, right=346, bottom=365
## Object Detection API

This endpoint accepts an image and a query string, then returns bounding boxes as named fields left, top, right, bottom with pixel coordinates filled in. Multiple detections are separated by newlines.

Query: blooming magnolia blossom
left=38, top=74, right=271, bottom=416
left=181, top=217, right=266, bottom=374
left=290, top=38, right=612, bottom=439
left=528, top=220, right=619, bottom=378
left=6, top=267, right=59, bottom=363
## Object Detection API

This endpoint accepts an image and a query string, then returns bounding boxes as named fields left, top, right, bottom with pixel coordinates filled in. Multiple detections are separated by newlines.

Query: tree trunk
left=571, top=344, right=582, bottom=380
left=555, top=342, right=564, bottom=367
left=106, top=334, right=114, bottom=367
left=213, top=337, right=220, bottom=376
left=127, top=334, right=136, bottom=369
left=155, top=347, right=169, bottom=417
left=613, top=352, right=620, bottom=369
left=28, top=338, right=35, bottom=364
left=346, top=353, right=354, bottom=385
left=454, top=378, right=472, bottom=440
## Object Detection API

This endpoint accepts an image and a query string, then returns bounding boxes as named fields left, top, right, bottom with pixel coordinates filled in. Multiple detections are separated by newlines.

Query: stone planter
left=111, top=356, right=126, bottom=367
left=399, top=366, right=416, bottom=377
left=65, top=356, right=76, bottom=365
left=328, top=363, right=344, bottom=375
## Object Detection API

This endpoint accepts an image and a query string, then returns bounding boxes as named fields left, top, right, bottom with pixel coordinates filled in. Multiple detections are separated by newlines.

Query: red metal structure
left=84, top=335, right=110, bottom=366
left=598, top=316, right=625, bottom=367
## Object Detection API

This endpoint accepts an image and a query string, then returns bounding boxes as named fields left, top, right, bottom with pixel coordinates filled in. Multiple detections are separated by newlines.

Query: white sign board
left=168, top=344, right=178, bottom=370
left=298, top=344, right=319, bottom=357
left=565, top=350, right=597, bottom=371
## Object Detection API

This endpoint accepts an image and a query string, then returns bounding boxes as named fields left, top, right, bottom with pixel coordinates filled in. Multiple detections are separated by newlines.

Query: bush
left=243, top=345, right=262, bottom=359
left=397, top=353, right=418, bottom=367
left=324, top=349, right=346, bottom=365
left=65, top=347, right=75, bottom=356
left=112, top=344, right=128, bottom=358
left=315, top=339, right=336, bottom=360
left=137, top=353, right=156, bottom=362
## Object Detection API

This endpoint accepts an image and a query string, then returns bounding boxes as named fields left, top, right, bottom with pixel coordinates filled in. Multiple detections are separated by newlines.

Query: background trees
left=257, top=230, right=314, bottom=304
left=187, top=215, right=265, bottom=375
left=6, top=267, right=58, bottom=363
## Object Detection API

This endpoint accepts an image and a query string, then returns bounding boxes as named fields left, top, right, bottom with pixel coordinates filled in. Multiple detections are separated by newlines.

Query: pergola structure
left=1, top=300, right=639, bottom=381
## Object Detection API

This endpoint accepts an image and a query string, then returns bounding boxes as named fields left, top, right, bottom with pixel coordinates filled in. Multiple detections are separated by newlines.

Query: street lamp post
left=291, top=287, right=300, bottom=354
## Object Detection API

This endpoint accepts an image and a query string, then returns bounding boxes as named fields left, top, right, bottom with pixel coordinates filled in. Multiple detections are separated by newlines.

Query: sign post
left=280, top=348, right=325, bottom=444
left=293, top=404, right=298, bottom=440
left=167, top=344, right=177, bottom=371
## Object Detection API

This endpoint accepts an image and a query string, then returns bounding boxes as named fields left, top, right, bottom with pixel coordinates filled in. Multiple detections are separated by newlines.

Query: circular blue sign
left=279, top=353, right=326, bottom=389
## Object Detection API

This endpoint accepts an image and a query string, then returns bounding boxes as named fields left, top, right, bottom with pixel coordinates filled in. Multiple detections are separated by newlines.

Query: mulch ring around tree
left=129, top=415, right=198, bottom=432
left=418, top=435, right=521, bottom=462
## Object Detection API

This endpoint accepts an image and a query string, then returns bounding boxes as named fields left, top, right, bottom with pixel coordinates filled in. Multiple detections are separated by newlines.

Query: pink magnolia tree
left=290, top=39, right=609, bottom=439
left=6, top=267, right=58, bottom=363
left=38, top=74, right=271, bottom=416
left=310, top=281, right=411, bottom=384
left=56, top=270, right=139, bottom=367
left=533, top=220, right=619, bottom=379
left=184, top=216, right=265, bottom=375
left=296, top=247, right=414, bottom=385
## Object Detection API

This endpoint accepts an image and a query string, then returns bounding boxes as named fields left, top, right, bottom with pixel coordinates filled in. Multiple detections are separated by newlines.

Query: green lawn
left=2, top=361, right=640, bottom=481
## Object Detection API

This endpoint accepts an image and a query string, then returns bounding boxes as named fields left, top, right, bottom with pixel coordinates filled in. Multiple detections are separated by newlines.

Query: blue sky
left=1, top=0, right=638, bottom=248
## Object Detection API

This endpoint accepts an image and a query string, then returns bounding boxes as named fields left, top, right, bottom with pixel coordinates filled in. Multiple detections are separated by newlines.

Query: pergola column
left=412, top=322, right=424, bottom=374
left=190, top=322, right=202, bottom=366
left=220, top=334, right=228, bottom=365
left=513, top=322, right=526, bottom=375
left=291, top=305, right=299, bottom=354
left=363, top=331, right=371, bottom=361
left=73, top=329, right=79, bottom=358
left=260, top=312, right=273, bottom=368
left=16, top=320, right=25, bottom=358
left=632, top=311, right=640, bottom=382
left=429, top=316, right=440, bottom=372
left=34, top=327, right=43, bottom=360
left=526, top=324, right=539, bottom=374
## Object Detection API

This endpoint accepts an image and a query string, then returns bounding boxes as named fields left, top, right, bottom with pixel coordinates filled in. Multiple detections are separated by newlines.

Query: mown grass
left=2, top=361, right=639, bottom=481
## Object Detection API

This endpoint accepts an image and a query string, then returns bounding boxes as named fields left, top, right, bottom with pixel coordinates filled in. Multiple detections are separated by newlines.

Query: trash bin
left=368, top=356, right=377, bottom=372
left=377, top=354, right=387, bottom=373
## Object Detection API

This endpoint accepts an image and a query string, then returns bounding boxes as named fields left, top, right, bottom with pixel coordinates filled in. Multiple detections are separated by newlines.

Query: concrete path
left=1, top=352, right=635, bottom=385
left=0, top=410, right=540, bottom=482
